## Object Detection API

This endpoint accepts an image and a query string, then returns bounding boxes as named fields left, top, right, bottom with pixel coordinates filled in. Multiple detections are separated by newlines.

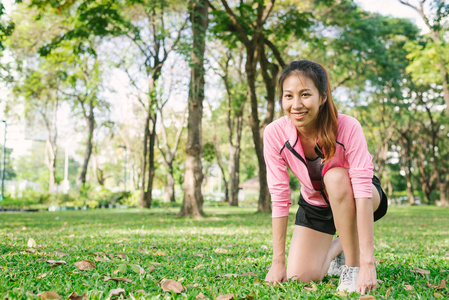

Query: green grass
left=1, top=206, right=448, bottom=299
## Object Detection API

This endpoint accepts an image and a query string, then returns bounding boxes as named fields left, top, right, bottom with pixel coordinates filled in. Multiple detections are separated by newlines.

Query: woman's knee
left=287, top=269, right=323, bottom=283
left=323, top=168, right=353, bottom=203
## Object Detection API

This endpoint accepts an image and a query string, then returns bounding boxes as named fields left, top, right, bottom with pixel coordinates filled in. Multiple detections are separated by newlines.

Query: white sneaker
left=337, top=265, right=360, bottom=293
left=328, top=252, right=345, bottom=276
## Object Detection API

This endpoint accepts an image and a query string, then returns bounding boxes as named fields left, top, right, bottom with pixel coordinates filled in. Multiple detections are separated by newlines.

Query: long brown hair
left=278, top=60, right=339, bottom=162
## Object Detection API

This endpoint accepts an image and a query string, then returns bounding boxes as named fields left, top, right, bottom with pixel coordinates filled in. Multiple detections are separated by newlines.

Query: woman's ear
left=320, top=95, right=327, bottom=106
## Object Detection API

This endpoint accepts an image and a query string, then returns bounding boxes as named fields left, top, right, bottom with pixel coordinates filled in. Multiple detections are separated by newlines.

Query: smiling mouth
left=291, top=111, right=307, bottom=118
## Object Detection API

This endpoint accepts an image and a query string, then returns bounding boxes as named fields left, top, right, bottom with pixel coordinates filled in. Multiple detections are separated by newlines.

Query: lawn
left=1, top=205, right=448, bottom=299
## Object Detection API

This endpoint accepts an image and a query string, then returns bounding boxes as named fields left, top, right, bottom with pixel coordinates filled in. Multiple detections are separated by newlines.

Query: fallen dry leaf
left=94, top=256, right=109, bottom=262
left=36, top=273, right=48, bottom=279
left=216, top=294, right=234, bottom=300
left=149, top=262, right=162, bottom=266
left=116, top=253, right=127, bottom=259
left=154, top=250, right=167, bottom=256
left=385, top=287, right=391, bottom=298
left=194, top=264, right=204, bottom=269
left=412, top=267, right=430, bottom=276
left=434, top=292, right=444, bottom=299
left=303, top=284, right=317, bottom=291
left=24, top=248, right=37, bottom=253
left=67, top=292, right=88, bottom=300
left=426, top=279, right=446, bottom=290
left=404, top=284, right=414, bottom=291
left=131, top=264, right=145, bottom=275
left=69, top=234, right=75, bottom=238
left=37, top=291, right=61, bottom=300
left=129, top=292, right=136, bottom=300
left=223, top=274, right=238, bottom=278
left=377, top=279, right=384, bottom=284
left=104, top=276, right=132, bottom=283
left=335, top=291, right=347, bottom=297
left=55, top=252, right=68, bottom=257
left=194, top=254, right=204, bottom=258
left=46, top=260, right=67, bottom=266
left=148, top=265, right=156, bottom=272
left=358, top=296, right=377, bottom=300
left=74, top=260, right=96, bottom=271
left=28, top=238, right=38, bottom=248
left=161, top=279, right=185, bottom=293
left=239, top=272, right=257, bottom=277
left=214, top=248, right=229, bottom=254
left=106, top=288, right=125, bottom=300
left=196, top=292, right=208, bottom=299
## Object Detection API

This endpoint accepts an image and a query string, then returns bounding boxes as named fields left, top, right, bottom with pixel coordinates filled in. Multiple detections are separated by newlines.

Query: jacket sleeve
left=343, top=118, right=374, bottom=199
left=263, top=125, right=292, bottom=218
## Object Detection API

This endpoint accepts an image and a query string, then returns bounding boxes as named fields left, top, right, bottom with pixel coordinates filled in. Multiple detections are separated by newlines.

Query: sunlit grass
left=1, top=206, right=448, bottom=299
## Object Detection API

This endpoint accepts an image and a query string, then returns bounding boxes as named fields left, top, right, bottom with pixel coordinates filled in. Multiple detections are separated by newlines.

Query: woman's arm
left=355, top=197, right=376, bottom=294
left=264, top=216, right=288, bottom=283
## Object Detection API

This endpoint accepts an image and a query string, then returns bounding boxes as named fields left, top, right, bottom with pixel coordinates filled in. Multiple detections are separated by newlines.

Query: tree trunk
left=144, top=114, right=157, bottom=208
left=438, top=180, right=449, bottom=207
left=79, top=100, right=94, bottom=185
left=404, top=147, right=415, bottom=205
left=179, top=0, right=208, bottom=218
left=246, top=46, right=271, bottom=213
left=165, top=163, right=176, bottom=203
left=229, top=144, right=240, bottom=206
left=139, top=107, right=151, bottom=208
left=213, top=136, right=229, bottom=203
left=44, top=99, right=58, bottom=193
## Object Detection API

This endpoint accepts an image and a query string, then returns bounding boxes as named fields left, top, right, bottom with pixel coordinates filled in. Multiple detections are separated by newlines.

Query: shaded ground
left=1, top=206, right=448, bottom=299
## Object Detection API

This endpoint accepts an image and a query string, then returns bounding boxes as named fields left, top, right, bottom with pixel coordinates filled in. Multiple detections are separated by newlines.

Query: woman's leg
left=323, top=168, right=381, bottom=267
left=286, top=225, right=334, bottom=282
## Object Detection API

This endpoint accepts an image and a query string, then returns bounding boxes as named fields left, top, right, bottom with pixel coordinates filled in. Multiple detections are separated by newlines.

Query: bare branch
left=261, top=0, right=275, bottom=25
left=205, top=0, right=217, bottom=11
left=264, top=38, right=286, bottom=67
left=172, top=107, right=188, bottom=154
left=219, top=0, right=250, bottom=45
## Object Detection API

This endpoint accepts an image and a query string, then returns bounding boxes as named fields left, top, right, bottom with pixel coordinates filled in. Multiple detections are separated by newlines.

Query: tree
left=114, top=0, right=187, bottom=208
left=209, top=44, right=248, bottom=206
left=179, top=0, right=208, bottom=218
left=14, top=67, right=63, bottom=193
left=6, top=4, right=70, bottom=193
left=157, top=97, right=187, bottom=203
left=399, top=0, right=449, bottom=115
left=208, top=0, right=277, bottom=212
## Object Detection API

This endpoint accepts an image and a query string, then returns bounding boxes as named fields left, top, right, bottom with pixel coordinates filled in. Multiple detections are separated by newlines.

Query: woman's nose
left=292, top=96, right=303, bottom=109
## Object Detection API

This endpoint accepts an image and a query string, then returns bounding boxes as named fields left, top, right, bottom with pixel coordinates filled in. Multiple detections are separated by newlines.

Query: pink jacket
left=263, top=113, right=374, bottom=218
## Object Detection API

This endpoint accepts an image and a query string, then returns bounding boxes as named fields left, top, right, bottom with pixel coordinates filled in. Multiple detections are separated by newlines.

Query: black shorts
left=294, top=175, right=388, bottom=235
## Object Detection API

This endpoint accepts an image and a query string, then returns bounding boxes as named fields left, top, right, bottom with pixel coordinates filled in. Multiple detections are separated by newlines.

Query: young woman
left=263, top=60, right=388, bottom=294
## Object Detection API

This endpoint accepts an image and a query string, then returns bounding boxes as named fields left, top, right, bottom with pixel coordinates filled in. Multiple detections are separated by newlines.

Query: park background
left=1, top=0, right=449, bottom=299
left=0, top=0, right=447, bottom=214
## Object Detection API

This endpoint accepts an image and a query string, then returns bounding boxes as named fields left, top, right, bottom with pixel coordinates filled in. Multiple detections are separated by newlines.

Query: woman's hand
left=264, top=262, right=287, bottom=284
left=356, top=263, right=377, bottom=294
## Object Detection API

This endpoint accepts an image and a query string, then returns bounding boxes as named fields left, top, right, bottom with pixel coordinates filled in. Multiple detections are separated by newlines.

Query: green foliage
left=405, top=38, right=449, bottom=88
left=0, top=3, right=15, bottom=52
left=0, top=147, right=16, bottom=180
left=0, top=207, right=448, bottom=298
left=202, top=142, right=215, bottom=163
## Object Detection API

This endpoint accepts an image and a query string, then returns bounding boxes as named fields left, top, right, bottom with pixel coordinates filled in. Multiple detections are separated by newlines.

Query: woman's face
left=282, top=74, right=324, bottom=133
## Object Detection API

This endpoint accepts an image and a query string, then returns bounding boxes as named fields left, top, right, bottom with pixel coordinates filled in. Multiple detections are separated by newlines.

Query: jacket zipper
left=285, top=141, right=330, bottom=205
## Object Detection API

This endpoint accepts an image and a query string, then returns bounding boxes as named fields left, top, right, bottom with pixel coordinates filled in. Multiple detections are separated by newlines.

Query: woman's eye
left=302, top=93, right=310, bottom=97
left=284, top=94, right=292, bottom=98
